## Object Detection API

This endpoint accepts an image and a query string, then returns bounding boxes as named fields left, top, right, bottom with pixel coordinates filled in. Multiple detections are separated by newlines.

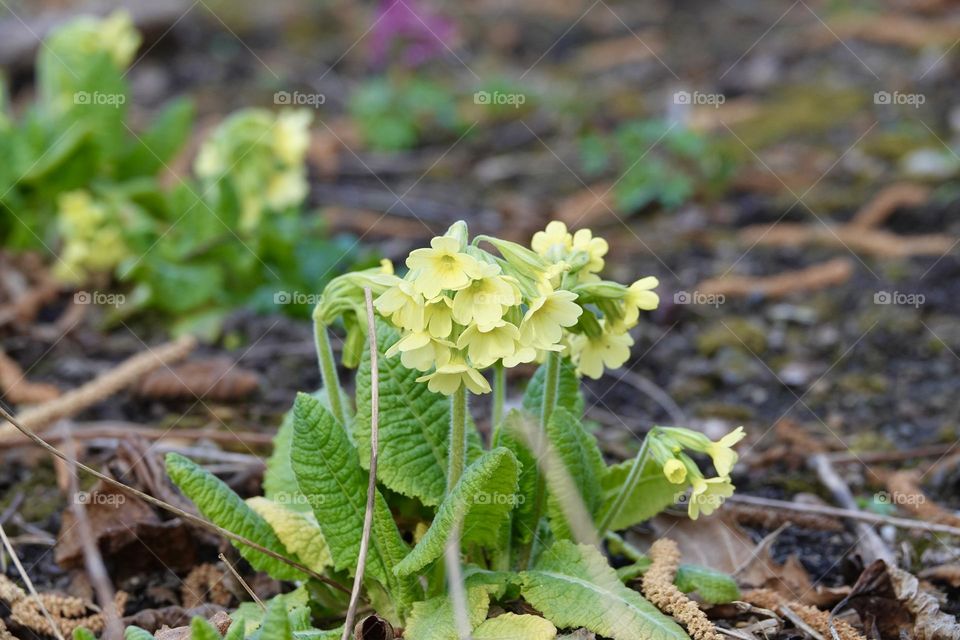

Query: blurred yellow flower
left=417, top=359, right=491, bottom=395
left=520, top=288, right=582, bottom=350
left=570, top=326, right=634, bottom=379
left=374, top=279, right=424, bottom=332
left=272, top=110, right=312, bottom=166
left=687, top=476, right=735, bottom=520
left=100, top=11, right=140, bottom=67
left=457, top=321, right=520, bottom=368
left=531, top=221, right=572, bottom=262
left=704, top=426, right=745, bottom=477
left=452, top=268, right=520, bottom=331
left=385, top=331, right=452, bottom=372
left=406, top=236, right=486, bottom=298
left=572, top=228, right=608, bottom=274
left=622, top=276, right=660, bottom=328
left=663, top=458, right=687, bottom=484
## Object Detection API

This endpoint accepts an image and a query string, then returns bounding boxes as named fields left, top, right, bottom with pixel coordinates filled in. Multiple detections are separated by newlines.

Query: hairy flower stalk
left=447, top=385, right=469, bottom=490
left=314, top=321, right=347, bottom=427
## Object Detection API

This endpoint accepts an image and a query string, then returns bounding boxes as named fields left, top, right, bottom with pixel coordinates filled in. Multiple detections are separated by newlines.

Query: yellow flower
left=519, top=288, right=582, bottom=350
left=531, top=221, right=572, bottom=262
left=687, top=476, right=735, bottom=520
left=570, top=326, right=634, bottom=379
left=379, top=259, right=394, bottom=275
left=265, top=169, right=307, bottom=211
left=100, top=11, right=140, bottom=67
left=452, top=267, right=520, bottom=331
left=572, top=228, right=608, bottom=274
left=385, top=331, right=452, bottom=372
left=417, top=359, right=491, bottom=395
left=457, top=321, right=520, bottom=368
left=663, top=459, right=687, bottom=484
left=272, top=110, right=312, bottom=166
left=406, top=236, right=486, bottom=299
left=375, top=279, right=424, bottom=332
left=622, top=276, right=660, bottom=328
left=704, top=427, right=745, bottom=477
left=502, top=345, right=537, bottom=368
left=423, top=296, right=454, bottom=339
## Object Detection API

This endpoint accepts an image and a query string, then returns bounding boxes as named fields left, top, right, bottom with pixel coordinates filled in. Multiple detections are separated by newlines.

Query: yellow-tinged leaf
left=247, top=497, right=332, bottom=573
left=473, top=613, right=557, bottom=639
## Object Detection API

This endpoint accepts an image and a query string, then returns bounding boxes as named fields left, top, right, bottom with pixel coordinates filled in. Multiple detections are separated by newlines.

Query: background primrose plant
left=153, top=221, right=746, bottom=640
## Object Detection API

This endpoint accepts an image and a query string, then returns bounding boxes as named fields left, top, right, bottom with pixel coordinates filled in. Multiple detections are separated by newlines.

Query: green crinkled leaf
left=224, top=617, right=246, bottom=640
left=290, top=392, right=419, bottom=618
left=394, top=448, right=520, bottom=577
left=597, top=456, right=684, bottom=531
left=124, top=626, right=155, bottom=640
left=165, top=453, right=303, bottom=581
left=403, top=585, right=495, bottom=640
left=247, top=497, right=331, bottom=573
left=523, top=358, right=583, bottom=417
left=617, top=561, right=741, bottom=604
left=73, top=628, right=97, bottom=640
left=190, top=616, right=222, bottom=640
left=493, top=410, right=539, bottom=546
left=354, top=320, right=451, bottom=506
left=545, top=408, right=606, bottom=540
left=264, top=404, right=309, bottom=513
left=473, top=613, right=557, bottom=640
left=257, top=598, right=292, bottom=640
left=520, top=541, right=689, bottom=640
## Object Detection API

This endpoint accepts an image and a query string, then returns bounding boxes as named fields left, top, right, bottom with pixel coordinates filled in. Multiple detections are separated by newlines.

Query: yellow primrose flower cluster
left=372, top=220, right=661, bottom=395
left=649, top=426, right=745, bottom=520
left=195, top=109, right=312, bottom=232
left=54, top=191, right=129, bottom=283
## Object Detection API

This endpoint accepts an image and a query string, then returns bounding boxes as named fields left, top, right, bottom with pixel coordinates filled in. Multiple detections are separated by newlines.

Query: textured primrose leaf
left=545, top=408, right=607, bottom=540
left=403, top=585, right=495, bottom=640
left=73, top=629, right=97, bottom=640
left=165, top=453, right=303, bottom=581
left=523, top=358, right=584, bottom=418
left=597, top=455, right=684, bottom=531
left=394, top=448, right=520, bottom=577
left=259, top=598, right=293, bottom=640
left=616, top=561, right=741, bottom=604
left=354, top=321, right=451, bottom=506
left=123, top=627, right=155, bottom=640
left=190, top=617, right=222, bottom=640
left=492, top=410, right=539, bottom=546
left=520, top=541, right=690, bottom=640
left=473, top=613, right=557, bottom=640
left=290, top=393, right=419, bottom=616
left=247, top=497, right=332, bottom=573
left=263, top=402, right=310, bottom=513
left=223, top=618, right=245, bottom=640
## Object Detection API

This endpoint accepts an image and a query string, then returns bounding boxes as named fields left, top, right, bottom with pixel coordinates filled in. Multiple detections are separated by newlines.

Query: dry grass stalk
left=743, top=588, right=865, bottom=640
left=698, top=258, right=853, bottom=299
left=738, top=223, right=953, bottom=258
left=0, top=349, right=60, bottom=404
left=642, top=539, right=722, bottom=640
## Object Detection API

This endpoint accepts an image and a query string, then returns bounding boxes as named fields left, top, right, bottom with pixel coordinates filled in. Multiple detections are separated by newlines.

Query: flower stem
left=520, top=351, right=561, bottom=568
left=314, top=321, right=346, bottom=426
left=492, top=362, right=506, bottom=429
left=447, top=384, right=469, bottom=492
left=596, top=431, right=654, bottom=538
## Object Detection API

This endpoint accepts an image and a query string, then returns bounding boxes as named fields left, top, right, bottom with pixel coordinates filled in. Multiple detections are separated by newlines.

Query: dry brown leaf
left=134, top=358, right=260, bottom=402
left=697, top=258, right=853, bottom=299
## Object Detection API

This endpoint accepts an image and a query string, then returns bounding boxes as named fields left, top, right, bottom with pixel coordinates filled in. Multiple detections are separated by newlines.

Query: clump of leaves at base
left=165, top=221, right=745, bottom=639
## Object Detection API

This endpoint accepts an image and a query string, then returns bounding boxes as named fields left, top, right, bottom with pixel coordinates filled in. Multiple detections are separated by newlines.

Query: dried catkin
left=10, top=589, right=128, bottom=636
left=0, top=575, right=26, bottom=604
left=743, top=588, right=865, bottom=640
left=0, top=618, right=14, bottom=640
left=642, top=539, right=722, bottom=640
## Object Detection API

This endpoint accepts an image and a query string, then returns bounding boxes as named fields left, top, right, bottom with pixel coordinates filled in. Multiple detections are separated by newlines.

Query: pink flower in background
left=370, top=0, right=457, bottom=67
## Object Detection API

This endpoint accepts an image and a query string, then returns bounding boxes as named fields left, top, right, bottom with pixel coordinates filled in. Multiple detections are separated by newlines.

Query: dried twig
left=848, top=183, right=930, bottom=229
left=0, top=349, right=60, bottom=405
left=0, top=522, right=64, bottom=640
left=342, top=289, right=381, bottom=640
left=738, top=224, right=953, bottom=258
left=218, top=553, right=264, bottom=611
left=698, top=258, right=853, bottom=299
left=810, top=454, right=895, bottom=565
left=0, top=405, right=353, bottom=596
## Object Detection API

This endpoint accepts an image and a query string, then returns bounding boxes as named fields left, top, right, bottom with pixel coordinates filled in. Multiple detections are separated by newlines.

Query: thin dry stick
left=728, top=494, right=960, bottom=536
left=7, top=336, right=197, bottom=434
left=218, top=553, right=265, bottom=611
left=64, top=428, right=123, bottom=640
left=342, top=289, right=381, bottom=640
left=0, top=405, right=353, bottom=596
left=0, top=522, right=64, bottom=640
left=445, top=517, right=472, bottom=640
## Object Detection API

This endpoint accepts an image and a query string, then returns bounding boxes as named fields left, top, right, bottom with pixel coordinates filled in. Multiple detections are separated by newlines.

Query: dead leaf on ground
left=123, top=604, right=227, bottom=634
left=156, top=610, right=232, bottom=640
left=838, top=560, right=960, bottom=640
left=134, top=358, right=260, bottom=402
